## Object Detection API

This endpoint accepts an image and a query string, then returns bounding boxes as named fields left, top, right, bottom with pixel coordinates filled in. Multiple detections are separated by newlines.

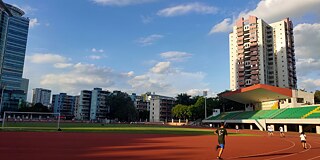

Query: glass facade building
left=0, top=2, right=29, bottom=112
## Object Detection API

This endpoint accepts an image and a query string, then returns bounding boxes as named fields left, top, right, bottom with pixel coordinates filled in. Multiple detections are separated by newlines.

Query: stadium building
left=204, top=16, right=320, bottom=134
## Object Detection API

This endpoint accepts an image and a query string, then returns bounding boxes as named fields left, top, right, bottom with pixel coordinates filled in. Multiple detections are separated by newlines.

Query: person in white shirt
left=279, top=126, right=285, bottom=138
left=300, top=132, right=307, bottom=149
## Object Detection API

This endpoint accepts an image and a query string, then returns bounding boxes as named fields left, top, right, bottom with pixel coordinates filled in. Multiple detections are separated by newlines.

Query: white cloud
left=208, top=18, right=233, bottom=34
left=26, top=53, right=68, bottom=64
left=160, top=51, right=192, bottom=61
left=298, top=78, right=320, bottom=91
left=128, top=63, right=208, bottom=97
left=91, top=48, right=104, bottom=53
left=209, top=0, right=320, bottom=33
left=89, top=55, right=102, bottom=60
left=141, top=15, right=153, bottom=24
left=53, top=63, right=73, bottom=69
left=150, top=62, right=171, bottom=74
left=126, top=71, right=134, bottom=77
left=240, top=0, right=320, bottom=23
left=40, top=63, right=118, bottom=94
left=294, top=23, right=320, bottom=59
left=92, top=0, right=155, bottom=6
left=186, top=89, right=215, bottom=97
left=293, top=23, right=320, bottom=91
left=137, top=34, right=163, bottom=46
left=157, top=2, right=217, bottom=17
left=29, top=18, right=40, bottom=28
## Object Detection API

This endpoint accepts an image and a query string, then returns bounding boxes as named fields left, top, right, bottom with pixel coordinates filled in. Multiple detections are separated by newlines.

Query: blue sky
left=4, top=0, right=320, bottom=101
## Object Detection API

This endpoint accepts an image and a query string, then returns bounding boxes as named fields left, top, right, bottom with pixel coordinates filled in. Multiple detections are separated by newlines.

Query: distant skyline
left=5, top=0, right=320, bottom=101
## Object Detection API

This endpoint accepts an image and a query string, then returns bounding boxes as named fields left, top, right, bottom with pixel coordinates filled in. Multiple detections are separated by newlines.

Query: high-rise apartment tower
left=229, top=16, right=296, bottom=90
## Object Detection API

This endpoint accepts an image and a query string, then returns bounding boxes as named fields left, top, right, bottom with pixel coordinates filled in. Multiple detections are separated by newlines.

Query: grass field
left=1, top=122, right=256, bottom=136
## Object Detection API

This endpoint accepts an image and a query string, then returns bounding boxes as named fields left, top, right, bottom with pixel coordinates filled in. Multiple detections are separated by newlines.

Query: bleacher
left=207, top=106, right=320, bottom=120
left=273, top=106, right=317, bottom=119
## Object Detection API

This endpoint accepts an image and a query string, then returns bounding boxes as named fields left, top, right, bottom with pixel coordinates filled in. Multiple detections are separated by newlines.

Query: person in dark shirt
left=215, top=122, right=228, bottom=159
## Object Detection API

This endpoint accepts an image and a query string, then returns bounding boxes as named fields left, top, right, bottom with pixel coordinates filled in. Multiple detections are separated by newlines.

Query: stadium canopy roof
left=220, top=84, right=292, bottom=104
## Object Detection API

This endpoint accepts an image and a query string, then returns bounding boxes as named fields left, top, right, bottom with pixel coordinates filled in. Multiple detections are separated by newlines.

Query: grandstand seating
left=206, top=106, right=320, bottom=120
left=273, top=106, right=317, bottom=119
left=306, top=112, right=320, bottom=118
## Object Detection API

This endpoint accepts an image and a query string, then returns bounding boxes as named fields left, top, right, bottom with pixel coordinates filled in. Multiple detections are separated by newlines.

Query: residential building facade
left=52, top=93, right=75, bottom=118
left=76, top=88, right=110, bottom=121
left=148, top=93, right=175, bottom=123
left=32, top=88, right=51, bottom=107
left=90, top=88, right=109, bottom=120
left=229, top=16, right=296, bottom=90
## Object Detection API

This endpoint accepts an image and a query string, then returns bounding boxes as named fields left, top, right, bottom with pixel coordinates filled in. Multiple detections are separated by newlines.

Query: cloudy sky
left=6, top=0, right=320, bottom=101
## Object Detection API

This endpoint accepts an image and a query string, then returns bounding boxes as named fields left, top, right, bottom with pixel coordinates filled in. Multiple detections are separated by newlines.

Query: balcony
left=252, top=80, right=259, bottom=84
left=251, top=75, right=259, bottom=79
left=250, top=51, right=258, bottom=56
left=250, top=47, right=258, bottom=51
left=250, top=56, right=258, bottom=61
left=251, top=70, right=259, bottom=75
left=250, top=42, right=258, bottom=46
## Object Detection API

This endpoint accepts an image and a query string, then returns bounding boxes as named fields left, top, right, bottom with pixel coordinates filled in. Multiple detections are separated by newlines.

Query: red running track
left=0, top=129, right=319, bottom=160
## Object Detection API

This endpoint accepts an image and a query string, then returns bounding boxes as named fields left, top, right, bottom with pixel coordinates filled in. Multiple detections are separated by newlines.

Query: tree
left=172, top=104, right=191, bottom=120
left=138, top=110, right=149, bottom=122
left=106, top=92, right=138, bottom=122
left=315, top=90, right=320, bottom=104
left=175, top=93, right=192, bottom=105
left=19, top=103, right=50, bottom=112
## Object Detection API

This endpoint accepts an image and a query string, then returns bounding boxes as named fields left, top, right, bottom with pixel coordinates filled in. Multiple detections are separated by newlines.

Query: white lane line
left=306, top=141, right=320, bottom=160
left=226, top=139, right=296, bottom=160
left=307, top=156, right=320, bottom=160
left=265, top=143, right=312, bottom=160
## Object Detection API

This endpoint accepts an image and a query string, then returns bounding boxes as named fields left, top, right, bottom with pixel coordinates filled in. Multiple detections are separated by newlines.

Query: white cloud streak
left=160, top=51, right=192, bottom=61
left=29, top=18, right=40, bottom=28
left=157, top=2, right=217, bottom=17
left=92, top=0, right=156, bottom=6
left=91, top=48, right=104, bottom=53
left=26, top=53, right=68, bottom=64
left=208, top=18, right=233, bottom=34
left=150, top=62, right=171, bottom=74
left=137, top=34, right=163, bottom=46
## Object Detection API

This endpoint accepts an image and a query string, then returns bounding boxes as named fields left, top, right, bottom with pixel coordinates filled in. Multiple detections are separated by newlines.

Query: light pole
left=203, top=91, right=207, bottom=119
left=0, top=85, right=6, bottom=118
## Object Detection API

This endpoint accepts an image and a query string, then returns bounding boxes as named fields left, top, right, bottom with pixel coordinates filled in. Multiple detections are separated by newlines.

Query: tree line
left=171, top=93, right=243, bottom=120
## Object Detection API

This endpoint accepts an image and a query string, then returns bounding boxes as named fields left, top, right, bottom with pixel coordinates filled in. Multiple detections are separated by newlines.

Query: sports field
left=1, top=124, right=320, bottom=160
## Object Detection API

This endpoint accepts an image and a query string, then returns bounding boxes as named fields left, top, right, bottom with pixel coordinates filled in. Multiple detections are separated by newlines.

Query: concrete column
left=250, top=125, right=253, bottom=130
left=299, top=125, right=303, bottom=133
left=316, top=126, right=320, bottom=134
left=284, top=125, right=288, bottom=132
left=171, top=119, right=174, bottom=123
left=271, top=125, right=275, bottom=131
left=178, top=119, right=181, bottom=123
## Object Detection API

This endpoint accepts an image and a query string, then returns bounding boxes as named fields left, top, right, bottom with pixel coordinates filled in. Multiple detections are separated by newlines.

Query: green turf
left=0, top=122, right=257, bottom=136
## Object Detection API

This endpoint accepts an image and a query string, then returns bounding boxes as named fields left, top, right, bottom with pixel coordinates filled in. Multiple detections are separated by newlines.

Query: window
left=288, top=99, right=291, bottom=103
left=297, top=98, right=304, bottom=103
